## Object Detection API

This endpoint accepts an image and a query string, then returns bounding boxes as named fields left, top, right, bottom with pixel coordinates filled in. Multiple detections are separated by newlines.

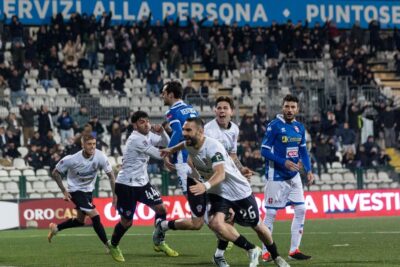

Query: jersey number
left=145, top=187, right=160, bottom=200
left=239, top=206, right=257, bottom=220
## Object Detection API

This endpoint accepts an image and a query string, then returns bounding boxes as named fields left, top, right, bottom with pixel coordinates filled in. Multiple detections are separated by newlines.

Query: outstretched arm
left=52, top=169, right=71, bottom=201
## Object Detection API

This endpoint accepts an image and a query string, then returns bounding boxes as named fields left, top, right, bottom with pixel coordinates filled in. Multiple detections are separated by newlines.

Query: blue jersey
left=261, top=115, right=311, bottom=181
left=165, top=100, right=199, bottom=163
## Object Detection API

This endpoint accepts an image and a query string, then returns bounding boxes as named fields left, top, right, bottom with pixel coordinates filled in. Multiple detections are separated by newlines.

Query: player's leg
left=86, top=209, right=108, bottom=246
left=151, top=203, right=179, bottom=257
left=47, top=191, right=88, bottom=243
left=109, top=183, right=136, bottom=262
left=232, top=194, right=290, bottom=267
left=175, top=163, right=190, bottom=195
left=287, top=174, right=311, bottom=260
left=262, top=180, right=290, bottom=261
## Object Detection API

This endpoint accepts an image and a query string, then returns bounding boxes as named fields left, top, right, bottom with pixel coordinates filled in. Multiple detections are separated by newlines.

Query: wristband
left=203, top=182, right=211, bottom=191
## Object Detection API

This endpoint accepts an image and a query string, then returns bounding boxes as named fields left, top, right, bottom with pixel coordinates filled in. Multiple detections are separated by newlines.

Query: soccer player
left=108, top=111, right=178, bottom=262
left=161, top=80, right=198, bottom=195
left=260, top=94, right=314, bottom=262
left=161, top=118, right=290, bottom=267
left=48, top=134, right=116, bottom=254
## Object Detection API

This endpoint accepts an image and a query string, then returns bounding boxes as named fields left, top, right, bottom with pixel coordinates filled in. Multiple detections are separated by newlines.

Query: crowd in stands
left=0, top=12, right=399, bottom=178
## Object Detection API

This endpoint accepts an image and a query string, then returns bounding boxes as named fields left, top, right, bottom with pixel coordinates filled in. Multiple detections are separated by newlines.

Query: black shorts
left=208, top=193, right=260, bottom=227
left=70, top=191, right=95, bottom=213
left=116, top=182, right=163, bottom=220
left=187, top=177, right=207, bottom=217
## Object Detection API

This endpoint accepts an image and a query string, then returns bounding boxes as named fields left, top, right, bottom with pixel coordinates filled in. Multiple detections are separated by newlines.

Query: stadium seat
left=5, top=181, right=19, bottom=194
left=344, top=183, right=356, bottom=190
left=331, top=173, right=343, bottom=183
left=367, top=183, right=378, bottom=189
left=343, top=172, right=356, bottom=183
left=32, top=181, right=47, bottom=193
left=320, top=173, right=332, bottom=184
left=366, top=170, right=378, bottom=182
left=9, top=170, right=22, bottom=182
left=1, top=193, right=15, bottom=200
left=17, top=147, right=29, bottom=158
left=36, top=169, right=49, bottom=176
left=0, top=170, right=9, bottom=182
left=390, top=182, right=399, bottom=188
left=0, top=182, right=5, bottom=192
left=42, top=193, right=55, bottom=198
left=309, top=185, right=320, bottom=191
left=377, top=171, right=391, bottom=183
left=46, top=181, right=59, bottom=193
left=28, top=193, right=41, bottom=199
left=23, top=169, right=36, bottom=182
left=332, top=184, right=343, bottom=190
left=99, top=191, right=108, bottom=197
left=99, top=180, right=111, bottom=191
left=320, top=184, right=332, bottom=190
left=331, top=162, right=342, bottom=169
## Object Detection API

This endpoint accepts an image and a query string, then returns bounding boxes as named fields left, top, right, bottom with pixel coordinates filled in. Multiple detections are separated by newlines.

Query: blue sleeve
left=261, top=124, right=286, bottom=167
left=168, top=120, right=183, bottom=148
left=299, top=127, right=311, bottom=173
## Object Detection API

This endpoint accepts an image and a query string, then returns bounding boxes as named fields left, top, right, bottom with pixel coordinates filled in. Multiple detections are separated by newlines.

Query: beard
left=185, top=136, right=198, bottom=146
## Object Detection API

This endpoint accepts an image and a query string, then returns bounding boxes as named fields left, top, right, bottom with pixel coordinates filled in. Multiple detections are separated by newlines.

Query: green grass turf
left=0, top=217, right=399, bottom=267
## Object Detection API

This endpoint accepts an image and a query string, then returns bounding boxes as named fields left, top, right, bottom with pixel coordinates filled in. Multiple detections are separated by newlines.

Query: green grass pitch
left=0, top=217, right=399, bottom=266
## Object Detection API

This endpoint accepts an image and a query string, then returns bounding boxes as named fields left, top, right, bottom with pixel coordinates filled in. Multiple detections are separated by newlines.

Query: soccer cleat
left=262, top=251, right=273, bottom=262
left=274, top=256, right=291, bottom=267
left=153, top=218, right=166, bottom=246
left=107, top=240, right=125, bottom=262
left=212, top=255, right=230, bottom=267
left=248, top=246, right=261, bottom=267
left=47, top=223, right=58, bottom=243
left=154, top=241, right=179, bottom=257
left=288, top=249, right=311, bottom=260
left=226, top=241, right=233, bottom=251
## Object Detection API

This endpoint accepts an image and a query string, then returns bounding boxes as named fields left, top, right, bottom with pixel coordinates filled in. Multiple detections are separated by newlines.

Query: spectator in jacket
left=338, top=122, right=356, bottom=154
left=38, top=105, right=59, bottom=139
left=57, top=110, right=74, bottom=144
left=167, top=45, right=182, bottom=78
left=25, top=144, right=43, bottom=170
left=146, top=62, right=160, bottom=96
left=39, top=64, right=53, bottom=91
left=72, top=106, right=90, bottom=133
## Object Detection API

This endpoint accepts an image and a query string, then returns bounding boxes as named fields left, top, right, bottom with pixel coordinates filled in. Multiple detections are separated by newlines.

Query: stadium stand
left=0, top=13, right=399, bottom=200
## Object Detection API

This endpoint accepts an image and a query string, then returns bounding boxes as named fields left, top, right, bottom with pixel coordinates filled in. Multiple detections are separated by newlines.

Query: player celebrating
left=108, top=111, right=178, bottom=262
left=161, top=118, right=290, bottom=267
left=261, top=95, right=314, bottom=262
left=48, top=135, right=116, bottom=254
left=161, top=80, right=198, bottom=195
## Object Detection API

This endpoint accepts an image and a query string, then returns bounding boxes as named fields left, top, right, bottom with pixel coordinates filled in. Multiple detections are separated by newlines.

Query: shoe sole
left=153, top=245, right=179, bottom=257
left=288, top=255, right=312, bottom=260
left=212, top=257, right=230, bottom=267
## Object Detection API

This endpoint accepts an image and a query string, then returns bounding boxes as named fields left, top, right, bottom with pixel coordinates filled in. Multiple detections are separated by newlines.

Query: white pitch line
left=2, top=231, right=400, bottom=239
left=332, top=244, right=349, bottom=247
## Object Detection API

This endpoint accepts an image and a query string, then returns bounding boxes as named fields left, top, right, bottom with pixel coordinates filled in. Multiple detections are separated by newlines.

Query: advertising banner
left=0, top=201, right=19, bottom=230
left=16, top=189, right=400, bottom=229
left=1, top=0, right=399, bottom=28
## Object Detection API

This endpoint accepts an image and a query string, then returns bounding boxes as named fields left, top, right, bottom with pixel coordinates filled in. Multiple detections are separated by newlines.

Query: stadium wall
left=1, top=0, right=400, bottom=28
left=1, top=189, right=399, bottom=230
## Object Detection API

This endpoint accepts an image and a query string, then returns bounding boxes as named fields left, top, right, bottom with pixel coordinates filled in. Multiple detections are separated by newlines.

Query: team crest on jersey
left=268, top=198, right=273, bottom=204
left=92, top=163, right=97, bottom=170
left=125, top=210, right=132, bottom=217
left=166, top=114, right=173, bottom=119
left=294, top=126, right=300, bottom=133
left=267, top=126, right=272, bottom=131
left=143, top=140, right=148, bottom=146
left=196, top=205, right=203, bottom=213
left=281, top=128, right=286, bottom=133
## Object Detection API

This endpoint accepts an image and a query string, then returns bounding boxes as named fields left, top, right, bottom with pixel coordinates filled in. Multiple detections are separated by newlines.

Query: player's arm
left=229, top=152, right=253, bottom=179
left=189, top=163, right=225, bottom=196
left=105, top=171, right=117, bottom=207
left=51, top=169, right=71, bottom=202
left=168, top=120, right=183, bottom=148
left=299, top=127, right=314, bottom=185
left=160, top=141, right=186, bottom=157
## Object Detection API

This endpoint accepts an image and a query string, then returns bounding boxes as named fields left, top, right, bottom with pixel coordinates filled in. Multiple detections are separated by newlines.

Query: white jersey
left=204, top=119, right=239, bottom=154
left=56, top=149, right=112, bottom=193
left=186, top=137, right=252, bottom=201
left=116, top=130, right=169, bottom=187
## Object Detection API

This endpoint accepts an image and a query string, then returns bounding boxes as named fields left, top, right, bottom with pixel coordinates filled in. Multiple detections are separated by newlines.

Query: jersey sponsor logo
left=282, top=136, right=288, bottom=143
left=267, top=126, right=272, bottom=131
left=211, top=152, right=224, bottom=163
left=286, top=147, right=299, bottom=158
left=294, top=126, right=300, bottom=133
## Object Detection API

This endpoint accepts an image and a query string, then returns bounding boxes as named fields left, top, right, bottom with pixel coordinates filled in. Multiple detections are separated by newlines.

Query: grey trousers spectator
left=384, top=127, right=396, bottom=147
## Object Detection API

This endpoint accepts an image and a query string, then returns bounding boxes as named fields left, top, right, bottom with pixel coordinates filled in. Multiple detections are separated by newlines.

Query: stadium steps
left=386, top=148, right=400, bottom=173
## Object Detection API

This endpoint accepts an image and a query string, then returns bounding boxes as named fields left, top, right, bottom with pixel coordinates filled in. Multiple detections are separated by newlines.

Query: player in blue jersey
left=162, top=80, right=198, bottom=195
left=261, top=95, right=314, bottom=262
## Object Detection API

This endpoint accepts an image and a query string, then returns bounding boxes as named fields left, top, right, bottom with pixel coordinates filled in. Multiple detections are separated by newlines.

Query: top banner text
left=1, top=0, right=400, bottom=28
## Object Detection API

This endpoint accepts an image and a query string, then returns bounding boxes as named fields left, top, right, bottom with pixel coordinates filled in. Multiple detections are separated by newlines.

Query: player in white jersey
left=47, top=135, right=116, bottom=253
left=107, top=111, right=178, bottom=263
left=161, top=118, right=290, bottom=267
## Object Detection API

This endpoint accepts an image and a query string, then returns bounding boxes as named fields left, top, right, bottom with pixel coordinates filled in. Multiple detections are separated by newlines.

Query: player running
left=48, top=134, right=116, bottom=254
left=261, top=95, right=314, bottom=262
left=107, top=111, right=178, bottom=262
left=161, top=118, right=290, bottom=267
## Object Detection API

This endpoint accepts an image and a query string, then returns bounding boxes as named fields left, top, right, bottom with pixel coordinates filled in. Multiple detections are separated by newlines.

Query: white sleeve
left=55, top=155, right=71, bottom=174
left=231, top=125, right=239, bottom=154
left=208, top=142, right=226, bottom=168
left=100, top=153, right=113, bottom=173
left=136, top=136, right=163, bottom=160
left=150, top=131, right=170, bottom=147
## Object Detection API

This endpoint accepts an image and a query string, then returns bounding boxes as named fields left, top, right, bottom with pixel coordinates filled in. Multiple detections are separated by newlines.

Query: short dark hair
left=186, top=117, right=204, bottom=129
left=81, top=134, right=96, bottom=143
left=131, top=110, right=149, bottom=123
left=215, top=96, right=235, bottom=109
left=163, top=81, right=183, bottom=99
left=282, top=94, right=299, bottom=104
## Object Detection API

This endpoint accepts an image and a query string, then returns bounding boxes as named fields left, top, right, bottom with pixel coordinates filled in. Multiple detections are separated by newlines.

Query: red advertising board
left=18, top=189, right=400, bottom=229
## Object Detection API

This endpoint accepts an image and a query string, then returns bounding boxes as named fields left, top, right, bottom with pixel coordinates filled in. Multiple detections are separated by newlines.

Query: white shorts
left=264, top=173, right=305, bottom=209
left=175, top=163, right=191, bottom=193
